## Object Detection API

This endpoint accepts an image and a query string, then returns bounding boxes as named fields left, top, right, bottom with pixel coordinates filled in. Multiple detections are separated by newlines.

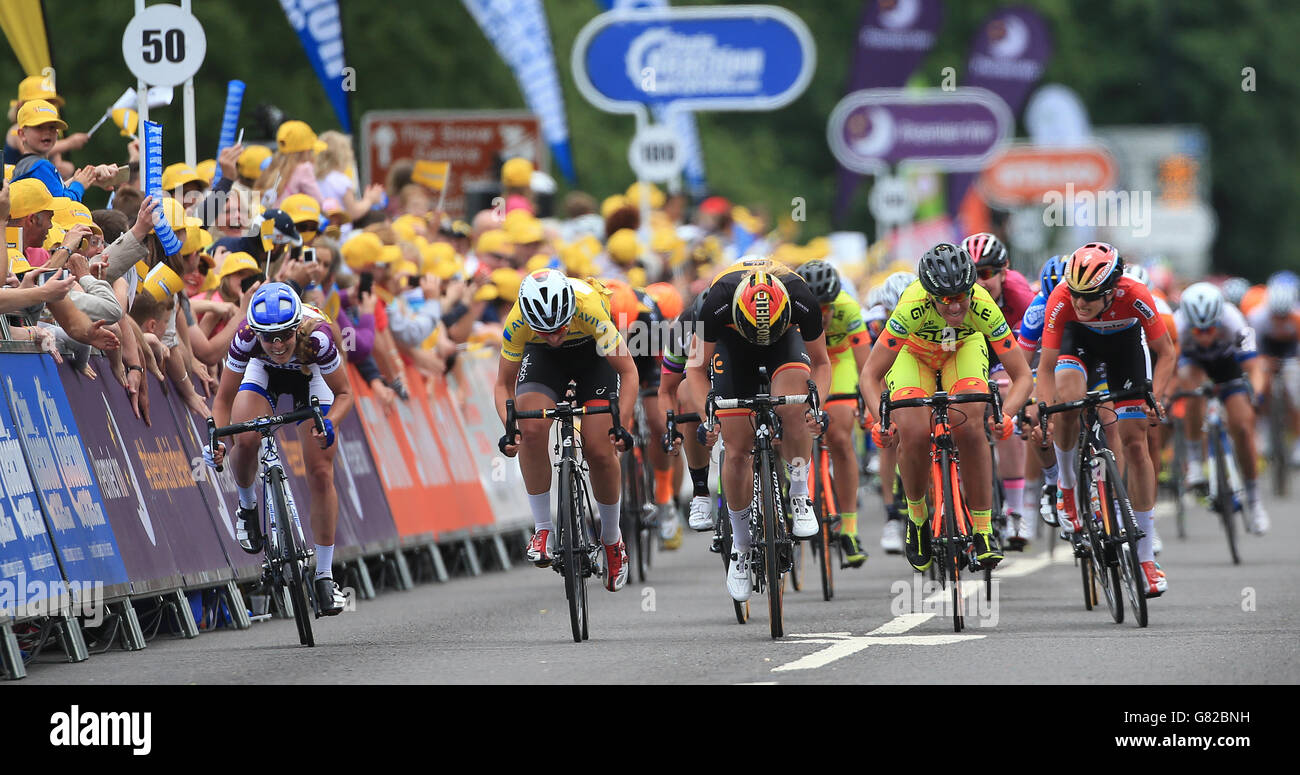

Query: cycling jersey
left=1174, top=303, right=1257, bottom=363
left=226, top=306, right=341, bottom=376
left=1041, top=277, right=1168, bottom=349
left=824, top=290, right=868, bottom=355
left=1246, top=305, right=1300, bottom=359
left=992, top=269, right=1034, bottom=332
left=701, top=258, right=824, bottom=343
left=1017, top=291, right=1048, bottom=352
left=863, top=302, right=889, bottom=344
left=662, top=292, right=703, bottom=375
left=500, top=277, right=623, bottom=363
left=882, top=281, right=1016, bottom=368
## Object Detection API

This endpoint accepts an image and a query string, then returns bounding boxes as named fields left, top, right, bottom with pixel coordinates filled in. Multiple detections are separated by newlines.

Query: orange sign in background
left=978, top=145, right=1117, bottom=205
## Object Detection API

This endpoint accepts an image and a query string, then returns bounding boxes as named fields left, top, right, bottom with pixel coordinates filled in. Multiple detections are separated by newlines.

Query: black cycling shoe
left=314, top=577, right=347, bottom=616
left=905, top=519, right=932, bottom=572
left=236, top=506, right=263, bottom=554
left=974, top=531, right=1004, bottom=569
left=839, top=533, right=868, bottom=568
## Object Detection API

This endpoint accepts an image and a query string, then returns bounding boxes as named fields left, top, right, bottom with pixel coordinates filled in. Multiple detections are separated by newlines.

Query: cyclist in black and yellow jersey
left=861, top=244, right=1034, bottom=572
left=691, top=257, right=832, bottom=603
left=494, top=269, right=640, bottom=592
left=797, top=259, right=871, bottom=567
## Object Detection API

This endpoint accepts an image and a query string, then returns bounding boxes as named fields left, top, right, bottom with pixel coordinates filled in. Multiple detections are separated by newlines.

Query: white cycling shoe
left=1247, top=500, right=1270, bottom=534
left=880, top=519, right=904, bottom=554
left=688, top=495, right=714, bottom=531
left=790, top=495, right=817, bottom=539
left=657, top=504, right=680, bottom=541
left=727, top=549, right=753, bottom=602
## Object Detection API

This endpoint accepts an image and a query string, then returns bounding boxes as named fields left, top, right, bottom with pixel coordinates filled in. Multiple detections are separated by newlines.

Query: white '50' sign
left=122, top=4, right=207, bottom=88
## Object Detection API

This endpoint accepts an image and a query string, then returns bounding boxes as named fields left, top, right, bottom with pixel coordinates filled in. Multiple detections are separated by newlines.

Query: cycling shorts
left=828, top=348, right=860, bottom=404
left=238, top=359, right=333, bottom=416
left=634, top=354, right=662, bottom=390
left=886, top=332, right=988, bottom=400
left=1056, top=323, right=1148, bottom=417
left=516, top=339, right=620, bottom=406
left=1178, top=351, right=1250, bottom=400
left=710, top=328, right=810, bottom=416
left=1260, top=334, right=1298, bottom=359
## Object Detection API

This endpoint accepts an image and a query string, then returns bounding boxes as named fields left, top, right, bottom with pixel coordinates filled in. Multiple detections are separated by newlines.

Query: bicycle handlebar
left=504, top=394, right=622, bottom=449
left=1038, top=385, right=1160, bottom=422
left=206, top=397, right=326, bottom=473
left=879, top=388, right=999, bottom=434
left=663, top=410, right=701, bottom=453
left=1167, top=377, right=1250, bottom=407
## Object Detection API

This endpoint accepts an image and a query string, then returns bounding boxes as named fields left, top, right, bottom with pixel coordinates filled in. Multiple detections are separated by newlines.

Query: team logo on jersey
left=888, top=318, right=908, bottom=336
left=1023, top=303, right=1044, bottom=330
left=1133, top=299, right=1155, bottom=320
left=990, top=321, right=1009, bottom=339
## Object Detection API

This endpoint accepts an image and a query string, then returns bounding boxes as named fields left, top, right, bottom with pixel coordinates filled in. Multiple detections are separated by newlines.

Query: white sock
left=1186, top=441, right=1203, bottom=468
left=597, top=500, right=621, bottom=545
left=236, top=482, right=257, bottom=510
left=729, top=507, right=752, bottom=553
left=1042, top=464, right=1059, bottom=487
left=1245, top=478, right=1260, bottom=506
left=527, top=491, right=552, bottom=532
left=786, top=459, right=808, bottom=499
left=314, top=544, right=334, bottom=579
left=1134, top=509, right=1156, bottom=563
left=1003, top=478, right=1025, bottom=516
left=1054, top=446, right=1078, bottom=490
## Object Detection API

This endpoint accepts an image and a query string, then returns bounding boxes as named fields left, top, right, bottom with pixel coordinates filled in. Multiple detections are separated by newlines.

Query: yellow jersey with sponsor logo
left=500, top=277, right=623, bottom=362
left=881, top=281, right=1014, bottom=368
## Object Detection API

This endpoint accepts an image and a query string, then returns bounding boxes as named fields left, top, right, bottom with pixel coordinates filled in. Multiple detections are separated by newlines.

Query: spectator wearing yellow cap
left=314, top=129, right=385, bottom=221
left=256, top=120, right=325, bottom=207
left=504, top=210, right=546, bottom=269
left=162, top=162, right=208, bottom=205
left=501, top=156, right=535, bottom=215
left=193, top=141, right=256, bottom=239
left=472, top=228, right=514, bottom=274
left=281, top=193, right=323, bottom=244
left=5, top=77, right=90, bottom=172
left=192, top=250, right=261, bottom=350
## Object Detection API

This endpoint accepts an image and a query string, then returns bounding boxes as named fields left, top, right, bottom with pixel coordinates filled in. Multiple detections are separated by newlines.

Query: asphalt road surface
left=13, top=484, right=1298, bottom=685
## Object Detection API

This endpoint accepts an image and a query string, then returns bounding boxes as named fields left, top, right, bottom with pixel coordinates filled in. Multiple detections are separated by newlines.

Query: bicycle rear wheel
left=1080, top=555, right=1096, bottom=610
left=1271, top=378, right=1287, bottom=497
left=1208, top=430, right=1241, bottom=565
left=559, top=460, right=585, bottom=643
left=813, top=445, right=834, bottom=601
left=1103, top=451, right=1148, bottom=628
left=1171, top=417, right=1188, bottom=539
left=717, top=487, right=749, bottom=624
left=638, top=448, right=655, bottom=580
left=939, top=450, right=964, bottom=633
left=1083, top=462, right=1123, bottom=624
left=269, top=469, right=314, bottom=647
left=760, top=451, right=784, bottom=639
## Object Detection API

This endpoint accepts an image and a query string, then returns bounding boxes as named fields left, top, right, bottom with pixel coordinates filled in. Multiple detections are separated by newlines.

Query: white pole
left=181, top=0, right=196, bottom=166
left=136, top=0, right=148, bottom=126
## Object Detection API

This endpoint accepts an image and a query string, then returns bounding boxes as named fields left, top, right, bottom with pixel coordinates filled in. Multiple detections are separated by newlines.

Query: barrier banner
left=330, top=409, right=399, bottom=552
left=1, top=354, right=129, bottom=601
left=269, top=428, right=360, bottom=557
left=0, top=359, right=68, bottom=620
left=451, top=350, right=530, bottom=531
left=58, top=364, right=184, bottom=593
left=405, top=366, right=495, bottom=537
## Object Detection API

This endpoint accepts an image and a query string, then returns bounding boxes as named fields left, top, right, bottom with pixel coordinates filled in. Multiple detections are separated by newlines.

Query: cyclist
left=659, top=292, right=715, bottom=532
left=867, top=271, right=917, bottom=554
left=1036, top=243, right=1176, bottom=597
left=963, top=232, right=1036, bottom=548
left=862, top=244, right=1033, bottom=572
left=690, top=257, right=832, bottom=603
left=1175, top=282, right=1269, bottom=534
left=208, top=282, right=353, bottom=615
left=605, top=278, right=681, bottom=549
left=797, top=259, right=871, bottom=567
left=494, top=269, right=639, bottom=592
left=1246, top=280, right=1300, bottom=466
left=1017, top=255, right=1070, bottom=528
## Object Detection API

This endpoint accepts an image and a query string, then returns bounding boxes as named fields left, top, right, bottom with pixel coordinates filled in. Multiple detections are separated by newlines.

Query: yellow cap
left=600, top=194, right=628, bottom=220
left=501, top=157, right=534, bottom=188
left=392, top=214, right=424, bottom=243
left=4, top=164, right=13, bottom=183
left=625, top=182, right=665, bottom=210
left=237, top=145, right=273, bottom=180
left=43, top=226, right=64, bottom=250
left=276, top=120, right=327, bottom=154
left=281, top=193, right=322, bottom=225
left=162, top=163, right=203, bottom=192
left=394, top=259, right=420, bottom=278
left=476, top=229, right=513, bottom=258
left=182, top=218, right=210, bottom=255
left=111, top=107, right=138, bottom=137
left=524, top=254, right=551, bottom=273
left=9, top=246, right=32, bottom=274
left=56, top=200, right=102, bottom=236
left=143, top=263, right=183, bottom=302
left=195, top=159, right=217, bottom=183
left=157, top=197, right=188, bottom=234
left=505, top=212, right=544, bottom=245
left=341, top=232, right=384, bottom=270
left=198, top=267, right=220, bottom=293
left=9, top=178, right=55, bottom=218
left=379, top=244, right=402, bottom=265
left=17, top=75, right=61, bottom=107
left=218, top=251, right=261, bottom=280
left=16, top=99, right=65, bottom=131
left=492, top=267, right=523, bottom=300
left=606, top=228, right=640, bottom=265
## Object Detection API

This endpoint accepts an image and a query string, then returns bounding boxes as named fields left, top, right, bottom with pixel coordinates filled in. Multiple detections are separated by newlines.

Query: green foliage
left=1, top=0, right=1296, bottom=279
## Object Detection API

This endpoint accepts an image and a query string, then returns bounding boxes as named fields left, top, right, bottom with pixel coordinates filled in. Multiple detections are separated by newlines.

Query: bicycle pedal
left=709, top=537, right=723, bottom=554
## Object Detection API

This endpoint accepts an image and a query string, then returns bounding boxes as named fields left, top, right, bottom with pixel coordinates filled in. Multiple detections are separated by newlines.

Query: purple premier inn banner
left=834, top=0, right=944, bottom=224
left=947, top=5, right=1052, bottom=223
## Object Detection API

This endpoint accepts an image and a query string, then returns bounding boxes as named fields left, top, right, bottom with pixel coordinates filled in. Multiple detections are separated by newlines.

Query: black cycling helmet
left=796, top=259, right=841, bottom=304
left=961, top=232, right=1008, bottom=269
left=917, top=243, right=977, bottom=298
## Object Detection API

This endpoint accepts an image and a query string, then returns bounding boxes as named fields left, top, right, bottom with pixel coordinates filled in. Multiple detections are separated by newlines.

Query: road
left=12, top=484, right=1298, bottom=685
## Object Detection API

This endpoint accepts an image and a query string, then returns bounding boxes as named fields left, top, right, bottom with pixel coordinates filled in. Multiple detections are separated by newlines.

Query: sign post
left=122, top=0, right=206, bottom=165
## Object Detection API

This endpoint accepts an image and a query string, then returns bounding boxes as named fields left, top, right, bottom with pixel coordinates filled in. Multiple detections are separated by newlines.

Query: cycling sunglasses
left=931, top=290, right=972, bottom=306
left=976, top=266, right=1003, bottom=281
left=257, top=329, right=297, bottom=345
left=1069, top=288, right=1109, bottom=303
left=1192, top=325, right=1217, bottom=335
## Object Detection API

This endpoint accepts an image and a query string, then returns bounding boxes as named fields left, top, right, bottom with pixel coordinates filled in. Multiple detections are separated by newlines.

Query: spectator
left=255, top=120, right=324, bottom=206
left=315, top=130, right=384, bottom=221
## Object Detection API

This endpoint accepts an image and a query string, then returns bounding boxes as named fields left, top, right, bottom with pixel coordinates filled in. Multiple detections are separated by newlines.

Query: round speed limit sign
left=628, top=124, right=685, bottom=182
left=122, top=4, right=207, bottom=87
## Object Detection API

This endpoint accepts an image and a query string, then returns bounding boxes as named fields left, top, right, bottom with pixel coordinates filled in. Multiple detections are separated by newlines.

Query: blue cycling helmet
left=1039, top=254, right=1068, bottom=299
left=248, top=282, right=303, bottom=334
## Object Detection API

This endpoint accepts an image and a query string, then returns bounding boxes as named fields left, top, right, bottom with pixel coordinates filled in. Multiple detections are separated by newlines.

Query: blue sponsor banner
left=279, top=0, right=352, bottom=131
left=142, top=120, right=183, bottom=256
left=0, top=358, right=66, bottom=620
left=1, top=354, right=129, bottom=598
left=211, top=79, right=246, bottom=186
left=573, top=5, right=815, bottom=113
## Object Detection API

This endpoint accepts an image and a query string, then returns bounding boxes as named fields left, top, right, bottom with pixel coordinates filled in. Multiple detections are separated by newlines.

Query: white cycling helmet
left=1181, top=282, right=1223, bottom=329
left=880, top=271, right=918, bottom=312
left=1221, top=276, right=1250, bottom=306
left=517, top=269, right=576, bottom=332
left=1122, top=263, right=1150, bottom=287
left=1266, top=281, right=1298, bottom=317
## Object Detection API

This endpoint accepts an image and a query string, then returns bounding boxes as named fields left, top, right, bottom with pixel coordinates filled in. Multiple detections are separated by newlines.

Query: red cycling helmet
left=1065, top=242, right=1124, bottom=295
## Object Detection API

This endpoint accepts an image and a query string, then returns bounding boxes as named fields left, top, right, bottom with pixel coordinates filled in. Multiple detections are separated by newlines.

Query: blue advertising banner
left=0, top=357, right=67, bottom=620
left=1, top=354, right=129, bottom=601
left=211, top=79, right=246, bottom=186
left=279, top=0, right=352, bottom=131
left=573, top=5, right=815, bottom=113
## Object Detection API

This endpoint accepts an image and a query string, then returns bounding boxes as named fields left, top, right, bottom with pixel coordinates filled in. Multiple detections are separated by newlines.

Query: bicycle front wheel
left=814, top=446, right=834, bottom=601
left=1171, top=417, right=1188, bottom=539
left=1083, top=461, right=1122, bottom=624
left=939, top=449, right=964, bottom=633
left=559, top=460, right=586, bottom=643
left=1208, top=430, right=1241, bottom=565
left=1270, top=378, right=1287, bottom=497
left=1080, top=555, right=1096, bottom=610
left=760, top=451, right=784, bottom=639
left=1103, top=451, right=1148, bottom=628
left=269, top=468, right=314, bottom=647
